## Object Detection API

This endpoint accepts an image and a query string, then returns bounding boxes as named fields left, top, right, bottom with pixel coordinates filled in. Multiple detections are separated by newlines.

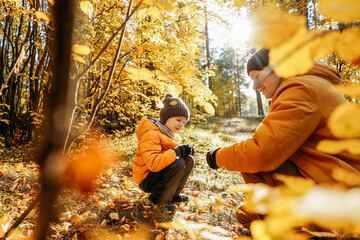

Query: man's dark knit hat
left=159, top=93, right=190, bottom=124
left=246, top=49, right=270, bottom=76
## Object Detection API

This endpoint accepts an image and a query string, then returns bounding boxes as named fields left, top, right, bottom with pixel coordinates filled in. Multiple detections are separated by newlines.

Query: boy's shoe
left=147, top=195, right=158, bottom=205
left=172, top=194, right=189, bottom=202
left=165, top=202, right=177, bottom=211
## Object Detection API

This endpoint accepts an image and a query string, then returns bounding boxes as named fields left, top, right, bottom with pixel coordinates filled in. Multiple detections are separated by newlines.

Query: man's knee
left=236, top=205, right=264, bottom=229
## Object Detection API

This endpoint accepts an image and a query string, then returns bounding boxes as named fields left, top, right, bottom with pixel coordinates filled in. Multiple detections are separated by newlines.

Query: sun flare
left=230, top=18, right=252, bottom=44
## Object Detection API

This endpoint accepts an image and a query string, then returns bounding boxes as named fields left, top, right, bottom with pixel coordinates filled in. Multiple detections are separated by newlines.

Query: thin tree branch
left=72, top=0, right=143, bottom=84
left=63, top=0, right=137, bottom=154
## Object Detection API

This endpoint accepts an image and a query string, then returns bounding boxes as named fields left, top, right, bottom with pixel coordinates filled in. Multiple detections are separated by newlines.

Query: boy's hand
left=189, top=146, right=195, bottom=155
left=174, top=144, right=194, bottom=157
left=206, top=147, right=221, bottom=169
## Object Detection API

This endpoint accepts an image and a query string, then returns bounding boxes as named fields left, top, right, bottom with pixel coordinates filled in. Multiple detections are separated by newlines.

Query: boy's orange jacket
left=132, top=117, right=181, bottom=184
left=216, top=62, right=360, bottom=183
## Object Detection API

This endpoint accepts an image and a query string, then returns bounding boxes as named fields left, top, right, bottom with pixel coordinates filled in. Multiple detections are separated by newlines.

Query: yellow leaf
left=137, top=8, right=148, bottom=19
left=47, top=0, right=54, bottom=5
left=141, top=0, right=153, bottom=5
left=250, top=220, right=272, bottom=240
left=332, top=168, right=360, bottom=187
left=179, top=67, right=194, bottom=76
left=124, top=67, right=138, bottom=74
left=72, top=44, right=91, bottom=55
left=72, top=54, right=86, bottom=63
left=336, top=85, right=360, bottom=99
left=194, top=96, right=206, bottom=107
left=108, top=199, right=116, bottom=208
left=139, top=68, right=153, bottom=78
left=73, top=214, right=83, bottom=225
left=80, top=1, right=94, bottom=18
left=167, top=85, right=181, bottom=97
left=59, top=211, right=72, bottom=221
left=0, top=216, right=11, bottom=238
left=35, top=11, right=52, bottom=22
left=204, top=102, right=215, bottom=115
left=118, top=224, right=130, bottom=232
left=157, top=2, right=176, bottom=11
left=156, top=98, right=164, bottom=109
left=248, top=8, right=306, bottom=49
left=109, top=212, right=119, bottom=220
left=318, top=0, right=360, bottom=23
left=234, top=0, right=246, bottom=7
left=312, top=31, right=340, bottom=60
left=317, top=139, right=360, bottom=155
left=228, top=183, right=256, bottom=193
left=270, top=28, right=314, bottom=78
left=294, top=186, right=360, bottom=234
left=100, top=219, right=107, bottom=227
left=327, top=102, right=360, bottom=138
left=274, top=175, right=315, bottom=195
left=147, top=6, right=161, bottom=20
left=336, top=27, right=360, bottom=65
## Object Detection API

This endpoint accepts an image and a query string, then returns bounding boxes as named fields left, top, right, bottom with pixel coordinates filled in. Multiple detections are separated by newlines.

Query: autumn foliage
left=1, top=0, right=360, bottom=239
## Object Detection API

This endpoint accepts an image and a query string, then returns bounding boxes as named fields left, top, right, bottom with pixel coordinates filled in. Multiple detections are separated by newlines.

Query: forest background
left=1, top=0, right=360, bottom=239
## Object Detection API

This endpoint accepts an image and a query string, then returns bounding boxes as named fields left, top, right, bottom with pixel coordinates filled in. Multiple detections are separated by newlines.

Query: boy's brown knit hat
left=246, top=49, right=270, bottom=76
left=159, top=93, right=190, bottom=124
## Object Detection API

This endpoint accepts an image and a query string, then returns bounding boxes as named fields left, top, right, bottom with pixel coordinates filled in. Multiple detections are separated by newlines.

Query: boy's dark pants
left=139, top=155, right=194, bottom=206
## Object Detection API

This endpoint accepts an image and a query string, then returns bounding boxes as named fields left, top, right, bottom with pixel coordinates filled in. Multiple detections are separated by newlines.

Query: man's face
left=249, top=70, right=282, bottom=99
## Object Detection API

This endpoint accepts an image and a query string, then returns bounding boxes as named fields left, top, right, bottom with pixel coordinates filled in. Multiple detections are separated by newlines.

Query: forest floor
left=0, top=116, right=263, bottom=240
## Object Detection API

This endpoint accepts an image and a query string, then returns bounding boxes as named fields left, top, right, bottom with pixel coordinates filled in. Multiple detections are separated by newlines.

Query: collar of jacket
left=147, top=117, right=176, bottom=139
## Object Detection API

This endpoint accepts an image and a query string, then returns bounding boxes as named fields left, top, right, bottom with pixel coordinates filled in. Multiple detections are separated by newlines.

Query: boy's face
left=165, top=116, right=187, bottom=134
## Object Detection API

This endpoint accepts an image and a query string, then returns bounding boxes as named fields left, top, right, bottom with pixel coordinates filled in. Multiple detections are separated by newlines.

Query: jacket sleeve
left=216, top=82, right=322, bottom=173
left=139, top=131, right=177, bottom=172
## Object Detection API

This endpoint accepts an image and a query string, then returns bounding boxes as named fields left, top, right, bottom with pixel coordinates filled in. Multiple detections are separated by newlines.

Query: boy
left=132, top=93, right=195, bottom=211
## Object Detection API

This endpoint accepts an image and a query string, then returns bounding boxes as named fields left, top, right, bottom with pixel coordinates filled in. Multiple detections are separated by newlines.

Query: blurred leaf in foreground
left=293, top=186, right=360, bottom=234
left=336, top=85, right=360, bottom=99
left=66, top=140, right=112, bottom=194
left=326, top=102, right=360, bottom=138
left=248, top=8, right=306, bottom=49
left=336, top=27, right=360, bottom=66
left=317, top=139, right=360, bottom=155
left=318, top=0, right=360, bottom=23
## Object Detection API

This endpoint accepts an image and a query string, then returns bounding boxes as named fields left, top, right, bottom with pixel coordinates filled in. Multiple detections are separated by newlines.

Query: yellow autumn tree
left=67, top=0, right=217, bottom=143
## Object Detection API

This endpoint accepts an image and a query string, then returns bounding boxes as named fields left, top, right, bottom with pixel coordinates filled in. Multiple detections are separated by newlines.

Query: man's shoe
left=172, top=194, right=189, bottom=202
left=165, top=202, right=177, bottom=211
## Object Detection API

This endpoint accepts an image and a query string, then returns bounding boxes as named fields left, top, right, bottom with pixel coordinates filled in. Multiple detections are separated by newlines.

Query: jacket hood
left=302, top=62, right=342, bottom=85
left=136, top=117, right=160, bottom=141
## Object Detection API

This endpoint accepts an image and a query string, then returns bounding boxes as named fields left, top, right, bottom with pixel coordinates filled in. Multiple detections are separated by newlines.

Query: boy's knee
left=172, top=157, right=186, bottom=170
left=184, top=155, right=195, bottom=168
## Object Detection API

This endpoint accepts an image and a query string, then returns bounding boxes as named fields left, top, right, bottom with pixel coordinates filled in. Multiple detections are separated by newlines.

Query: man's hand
left=206, top=147, right=221, bottom=169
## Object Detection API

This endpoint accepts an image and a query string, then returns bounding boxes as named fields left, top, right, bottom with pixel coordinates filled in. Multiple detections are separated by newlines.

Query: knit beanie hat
left=246, top=49, right=270, bottom=76
left=159, top=93, right=190, bottom=124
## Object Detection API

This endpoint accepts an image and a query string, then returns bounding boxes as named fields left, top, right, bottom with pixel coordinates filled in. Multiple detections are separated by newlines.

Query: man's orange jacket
left=216, top=62, right=360, bottom=183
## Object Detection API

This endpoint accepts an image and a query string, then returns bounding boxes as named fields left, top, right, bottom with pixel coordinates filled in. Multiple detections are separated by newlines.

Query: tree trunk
left=255, top=90, right=264, bottom=116
left=204, top=4, right=212, bottom=89
left=35, top=0, right=75, bottom=238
